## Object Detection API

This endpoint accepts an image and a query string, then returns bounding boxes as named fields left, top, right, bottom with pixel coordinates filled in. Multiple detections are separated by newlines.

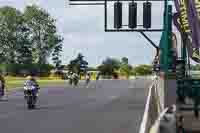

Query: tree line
left=0, top=5, right=63, bottom=76
left=67, top=54, right=153, bottom=78
left=97, top=57, right=153, bottom=78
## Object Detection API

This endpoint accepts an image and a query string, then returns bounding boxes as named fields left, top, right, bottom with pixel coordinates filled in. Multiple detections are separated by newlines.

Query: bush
left=0, top=63, right=54, bottom=76
left=132, top=65, right=153, bottom=76
left=51, top=70, right=67, bottom=80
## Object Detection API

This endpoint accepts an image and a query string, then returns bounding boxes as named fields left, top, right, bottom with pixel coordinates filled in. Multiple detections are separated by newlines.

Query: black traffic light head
left=114, top=2, right=122, bottom=29
left=143, top=2, right=151, bottom=29
left=128, top=2, right=137, bottom=29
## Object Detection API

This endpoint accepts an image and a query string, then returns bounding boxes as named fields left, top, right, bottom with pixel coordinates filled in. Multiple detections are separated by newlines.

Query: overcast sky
left=0, top=0, right=170, bottom=66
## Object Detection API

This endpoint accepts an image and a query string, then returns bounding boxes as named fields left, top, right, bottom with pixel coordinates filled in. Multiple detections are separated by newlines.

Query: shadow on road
left=0, top=99, right=8, bottom=102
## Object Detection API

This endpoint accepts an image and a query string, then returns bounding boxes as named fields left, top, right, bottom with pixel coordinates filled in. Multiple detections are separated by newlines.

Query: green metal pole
left=159, top=0, right=173, bottom=73
left=163, top=0, right=169, bottom=72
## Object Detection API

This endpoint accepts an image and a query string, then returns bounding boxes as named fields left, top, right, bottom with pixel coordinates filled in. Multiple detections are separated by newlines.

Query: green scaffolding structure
left=159, top=0, right=174, bottom=73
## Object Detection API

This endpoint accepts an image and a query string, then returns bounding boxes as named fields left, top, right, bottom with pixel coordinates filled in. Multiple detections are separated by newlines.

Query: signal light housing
left=143, top=2, right=152, bottom=29
left=114, top=2, right=122, bottom=29
left=128, top=2, right=137, bottom=29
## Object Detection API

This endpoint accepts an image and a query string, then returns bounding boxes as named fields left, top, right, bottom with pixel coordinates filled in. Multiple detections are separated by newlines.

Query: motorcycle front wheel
left=27, top=96, right=35, bottom=109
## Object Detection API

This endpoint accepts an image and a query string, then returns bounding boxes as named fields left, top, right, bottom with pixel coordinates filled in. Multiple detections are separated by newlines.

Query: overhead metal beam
left=105, top=29, right=163, bottom=32
left=69, top=2, right=104, bottom=5
left=69, top=0, right=173, bottom=5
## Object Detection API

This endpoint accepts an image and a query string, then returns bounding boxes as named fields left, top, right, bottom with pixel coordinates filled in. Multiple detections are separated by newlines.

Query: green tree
left=52, top=37, right=63, bottom=69
left=121, top=57, right=129, bottom=65
left=119, top=57, right=132, bottom=78
left=0, top=5, right=63, bottom=76
left=98, top=57, right=120, bottom=76
left=15, top=16, right=33, bottom=64
left=68, top=53, right=88, bottom=75
left=119, top=64, right=132, bottom=78
left=23, top=5, right=63, bottom=64
left=0, top=6, right=22, bottom=63
left=133, top=64, right=153, bottom=76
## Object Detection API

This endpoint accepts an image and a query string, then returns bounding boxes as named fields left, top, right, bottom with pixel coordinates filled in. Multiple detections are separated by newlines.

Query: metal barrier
left=139, top=78, right=176, bottom=133
left=139, top=80, right=160, bottom=133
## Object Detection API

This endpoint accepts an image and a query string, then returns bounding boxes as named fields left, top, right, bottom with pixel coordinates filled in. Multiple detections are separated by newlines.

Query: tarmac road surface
left=0, top=79, right=151, bottom=133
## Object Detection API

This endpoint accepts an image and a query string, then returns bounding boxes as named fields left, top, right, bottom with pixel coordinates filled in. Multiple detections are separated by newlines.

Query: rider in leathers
left=24, top=75, right=40, bottom=99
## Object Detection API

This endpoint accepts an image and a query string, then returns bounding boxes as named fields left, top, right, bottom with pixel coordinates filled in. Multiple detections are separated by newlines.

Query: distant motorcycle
left=69, top=77, right=73, bottom=85
left=24, top=86, right=38, bottom=109
left=85, top=76, right=90, bottom=86
left=0, top=80, right=4, bottom=99
left=86, top=78, right=90, bottom=85
left=73, top=75, right=79, bottom=86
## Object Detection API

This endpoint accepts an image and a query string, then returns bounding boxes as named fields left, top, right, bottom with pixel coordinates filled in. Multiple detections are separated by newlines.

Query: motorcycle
left=73, top=76, right=79, bottom=86
left=85, top=77, right=90, bottom=85
left=69, top=77, right=73, bottom=85
left=0, top=87, right=4, bottom=99
left=24, top=86, right=38, bottom=109
left=0, top=80, right=4, bottom=99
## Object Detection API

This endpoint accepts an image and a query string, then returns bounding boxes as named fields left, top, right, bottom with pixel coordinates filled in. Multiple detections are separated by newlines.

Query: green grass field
left=5, top=76, right=66, bottom=91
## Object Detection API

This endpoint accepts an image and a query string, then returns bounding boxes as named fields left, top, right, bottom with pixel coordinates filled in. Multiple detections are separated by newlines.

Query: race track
left=0, top=79, right=151, bottom=133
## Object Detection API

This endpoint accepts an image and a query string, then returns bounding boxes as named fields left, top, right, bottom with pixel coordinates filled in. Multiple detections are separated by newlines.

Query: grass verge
left=5, top=77, right=66, bottom=91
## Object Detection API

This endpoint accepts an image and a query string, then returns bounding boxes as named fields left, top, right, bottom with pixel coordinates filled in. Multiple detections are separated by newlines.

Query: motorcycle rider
left=24, top=75, right=40, bottom=99
left=85, top=73, right=91, bottom=86
left=96, top=72, right=100, bottom=81
left=72, top=72, right=79, bottom=86
left=68, top=72, right=73, bottom=85
left=0, top=74, right=5, bottom=98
